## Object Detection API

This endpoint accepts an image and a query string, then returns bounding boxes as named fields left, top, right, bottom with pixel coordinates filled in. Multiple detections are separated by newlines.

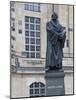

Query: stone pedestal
left=45, top=70, right=65, bottom=96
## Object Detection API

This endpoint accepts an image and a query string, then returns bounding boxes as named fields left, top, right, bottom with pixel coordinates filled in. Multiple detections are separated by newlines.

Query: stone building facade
left=10, top=1, right=74, bottom=98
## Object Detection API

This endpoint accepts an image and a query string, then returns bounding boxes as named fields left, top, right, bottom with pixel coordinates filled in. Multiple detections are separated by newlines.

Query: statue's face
left=51, top=12, right=58, bottom=21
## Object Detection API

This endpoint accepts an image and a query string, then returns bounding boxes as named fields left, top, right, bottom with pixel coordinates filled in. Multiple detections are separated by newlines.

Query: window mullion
left=29, top=17, right=31, bottom=58
left=35, top=18, right=36, bottom=58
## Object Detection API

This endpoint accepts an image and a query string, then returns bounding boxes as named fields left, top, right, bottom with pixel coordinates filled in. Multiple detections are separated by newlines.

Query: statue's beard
left=52, top=19, right=58, bottom=24
left=52, top=18, right=57, bottom=21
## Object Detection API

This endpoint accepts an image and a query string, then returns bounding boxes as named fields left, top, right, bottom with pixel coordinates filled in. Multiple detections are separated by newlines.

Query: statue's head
left=51, top=12, right=58, bottom=20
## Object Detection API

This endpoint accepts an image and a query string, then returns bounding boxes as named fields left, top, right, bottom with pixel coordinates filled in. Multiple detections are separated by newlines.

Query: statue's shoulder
left=46, top=21, right=52, bottom=26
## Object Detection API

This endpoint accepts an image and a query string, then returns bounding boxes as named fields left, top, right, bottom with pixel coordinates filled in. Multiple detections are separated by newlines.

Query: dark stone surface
left=45, top=70, right=65, bottom=96
left=45, top=13, right=65, bottom=96
left=46, top=12, right=66, bottom=71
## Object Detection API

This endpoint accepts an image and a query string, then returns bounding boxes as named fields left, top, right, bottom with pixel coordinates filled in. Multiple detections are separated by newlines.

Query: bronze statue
left=46, top=12, right=66, bottom=71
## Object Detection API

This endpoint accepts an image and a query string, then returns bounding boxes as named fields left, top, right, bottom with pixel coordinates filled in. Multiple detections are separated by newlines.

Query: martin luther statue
left=46, top=12, right=66, bottom=71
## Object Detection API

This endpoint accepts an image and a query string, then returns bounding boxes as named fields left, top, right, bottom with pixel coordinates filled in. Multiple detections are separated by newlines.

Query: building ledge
left=11, top=65, right=73, bottom=74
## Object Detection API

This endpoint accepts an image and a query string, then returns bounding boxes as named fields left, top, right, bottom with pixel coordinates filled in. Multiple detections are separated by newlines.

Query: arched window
left=30, top=82, right=45, bottom=97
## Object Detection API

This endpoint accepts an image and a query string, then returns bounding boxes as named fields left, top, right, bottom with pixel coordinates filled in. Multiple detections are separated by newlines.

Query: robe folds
left=46, top=20, right=66, bottom=69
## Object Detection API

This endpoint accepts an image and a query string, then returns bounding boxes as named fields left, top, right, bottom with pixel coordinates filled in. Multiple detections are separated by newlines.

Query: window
left=11, top=2, right=15, bottom=12
left=36, top=39, right=40, bottom=44
left=11, top=8, right=15, bottom=12
left=36, top=53, right=40, bottom=58
left=30, top=38, right=35, bottom=44
left=18, top=20, right=22, bottom=25
left=30, top=82, right=45, bottom=97
left=30, top=17, right=34, bottom=23
left=11, top=36, right=15, bottom=40
left=11, top=27, right=15, bottom=31
left=26, top=45, right=29, bottom=51
left=36, top=25, right=40, bottom=30
left=25, top=16, right=40, bottom=58
left=11, top=45, right=14, bottom=48
left=30, top=24, right=34, bottom=30
left=36, top=18, right=40, bottom=23
left=25, top=31, right=29, bottom=36
left=11, top=18, right=15, bottom=32
left=30, top=45, right=35, bottom=51
left=18, top=29, right=22, bottom=34
left=36, top=32, right=40, bottom=37
left=25, top=23, right=29, bottom=29
left=30, top=31, right=35, bottom=37
left=25, top=16, right=29, bottom=22
left=68, top=28, right=73, bottom=32
left=24, top=3, right=40, bottom=12
left=66, top=39, right=69, bottom=47
left=31, top=53, right=35, bottom=58
left=11, top=18, right=15, bottom=21
left=36, top=46, right=40, bottom=51
left=25, top=38, right=29, bottom=44
left=11, top=2, right=15, bottom=7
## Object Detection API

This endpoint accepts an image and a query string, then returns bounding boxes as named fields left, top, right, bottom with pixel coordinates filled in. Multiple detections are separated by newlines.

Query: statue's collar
left=51, top=20, right=59, bottom=27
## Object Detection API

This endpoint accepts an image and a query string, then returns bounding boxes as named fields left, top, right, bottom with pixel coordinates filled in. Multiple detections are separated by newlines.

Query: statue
left=15, top=57, right=20, bottom=67
left=46, top=12, right=66, bottom=71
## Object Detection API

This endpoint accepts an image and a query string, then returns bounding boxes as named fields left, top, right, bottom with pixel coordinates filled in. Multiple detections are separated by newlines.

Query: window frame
left=24, top=3, right=40, bottom=12
left=25, top=16, right=41, bottom=58
left=30, top=82, right=45, bottom=97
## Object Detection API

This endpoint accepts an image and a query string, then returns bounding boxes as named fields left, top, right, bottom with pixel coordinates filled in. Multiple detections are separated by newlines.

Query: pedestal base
left=45, top=70, right=65, bottom=96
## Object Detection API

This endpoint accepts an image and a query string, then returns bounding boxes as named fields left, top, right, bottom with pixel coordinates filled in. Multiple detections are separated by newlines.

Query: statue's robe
left=46, top=20, right=66, bottom=70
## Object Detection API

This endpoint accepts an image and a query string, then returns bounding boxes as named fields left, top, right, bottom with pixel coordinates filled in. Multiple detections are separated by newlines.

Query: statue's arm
left=58, top=29, right=66, bottom=48
left=46, top=22, right=59, bottom=36
left=58, top=29, right=66, bottom=39
left=46, top=22, right=52, bottom=31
